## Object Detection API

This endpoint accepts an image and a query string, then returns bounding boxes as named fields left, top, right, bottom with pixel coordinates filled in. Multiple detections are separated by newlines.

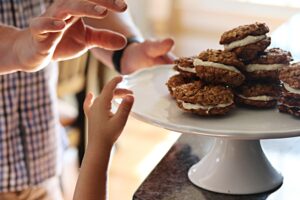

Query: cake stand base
left=188, top=139, right=283, bottom=194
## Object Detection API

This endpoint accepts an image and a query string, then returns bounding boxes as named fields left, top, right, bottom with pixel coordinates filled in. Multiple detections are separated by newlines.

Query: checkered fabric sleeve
left=0, top=0, right=61, bottom=192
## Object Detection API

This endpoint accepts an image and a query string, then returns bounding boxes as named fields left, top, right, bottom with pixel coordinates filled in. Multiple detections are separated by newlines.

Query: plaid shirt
left=0, top=0, right=61, bottom=192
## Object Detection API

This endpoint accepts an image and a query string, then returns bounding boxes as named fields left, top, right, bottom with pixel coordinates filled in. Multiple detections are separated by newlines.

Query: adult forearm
left=0, top=24, right=22, bottom=74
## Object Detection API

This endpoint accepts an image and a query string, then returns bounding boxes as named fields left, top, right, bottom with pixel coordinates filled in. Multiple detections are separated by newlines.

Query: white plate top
left=118, top=65, right=300, bottom=140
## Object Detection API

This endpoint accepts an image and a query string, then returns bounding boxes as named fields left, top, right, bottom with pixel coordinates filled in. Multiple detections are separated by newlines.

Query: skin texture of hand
left=83, top=76, right=134, bottom=145
left=13, top=0, right=128, bottom=72
left=73, top=76, right=134, bottom=200
left=120, top=38, right=177, bottom=74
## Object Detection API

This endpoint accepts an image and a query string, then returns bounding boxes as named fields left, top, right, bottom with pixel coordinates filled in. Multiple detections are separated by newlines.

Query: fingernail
left=53, top=20, right=65, bottom=27
left=94, top=5, right=107, bottom=14
left=114, top=0, right=126, bottom=9
left=124, top=95, right=133, bottom=102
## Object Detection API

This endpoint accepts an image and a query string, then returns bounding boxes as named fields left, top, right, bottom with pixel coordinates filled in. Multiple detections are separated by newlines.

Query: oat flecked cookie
left=245, top=48, right=293, bottom=82
left=220, top=22, right=271, bottom=61
left=166, top=74, right=201, bottom=97
left=194, top=49, right=245, bottom=87
left=235, top=83, right=279, bottom=108
left=278, top=64, right=300, bottom=117
left=173, top=82, right=235, bottom=116
left=174, top=56, right=198, bottom=78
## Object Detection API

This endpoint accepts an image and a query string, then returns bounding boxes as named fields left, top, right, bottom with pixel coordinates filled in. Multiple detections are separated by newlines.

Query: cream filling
left=224, top=35, right=266, bottom=50
left=279, top=103, right=300, bottom=109
left=177, top=65, right=196, bottom=73
left=178, top=100, right=233, bottom=111
left=246, top=64, right=285, bottom=72
left=283, top=82, right=300, bottom=95
left=238, top=94, right=275, bottom=101
left=193, top=59, right=241, bottom=74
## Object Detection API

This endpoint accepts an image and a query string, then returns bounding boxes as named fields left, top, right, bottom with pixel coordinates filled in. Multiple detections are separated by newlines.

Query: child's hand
left=83, top=76, right=134, bottom=146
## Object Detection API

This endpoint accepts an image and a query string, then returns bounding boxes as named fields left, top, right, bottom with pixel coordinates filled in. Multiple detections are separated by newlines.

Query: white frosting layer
left=177, top=65, right=196, bottom=73
left=283, top=83, right=300, bottom=94
left=238, top=94, right=275, bottom=101
left=278, top=103, right=300, bottom=109
left=246, top=64, right=285, bottom=72
left=224, top=35, right=266, bottom=50
left=178, top=100, right=233, bottom=112
left=193, top=59, right=241, bottom=74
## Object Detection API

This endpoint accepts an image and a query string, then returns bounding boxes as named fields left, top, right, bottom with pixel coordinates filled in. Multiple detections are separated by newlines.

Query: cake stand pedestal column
left=188, top=138, right=283, bottom=194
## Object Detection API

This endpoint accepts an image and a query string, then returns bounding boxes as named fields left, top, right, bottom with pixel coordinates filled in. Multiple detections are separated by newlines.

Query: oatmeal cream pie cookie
left=278, top=64, right=300, bottom=117
left=194, top=49, right=245, bottom=87
left=166, top=74, right=201, bottom=97
left=173, top=82, right=235, bottom=116
left=174, top=56, right=198, bottom=78
left=245, top=48, right=292, bottom=81
left=220, top=22, right=271, bottom=61
left=235, top=82, right=279, bottom=108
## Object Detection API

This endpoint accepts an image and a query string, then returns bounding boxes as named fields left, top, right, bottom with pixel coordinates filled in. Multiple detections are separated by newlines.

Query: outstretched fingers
left=45, top=0, right=127, bottom=20
left=85, top=27, right=126, bottom=50
left=113, top=95, right=134, bottom=129
left=114, top=88, right=133, bottom=98
left=29, top=17, right=65, bottom=38
left=99, top=76, right=123, bottom=111
left=143, top=38, right=175, bottom=58
left=83, top=92, right=95, bottom=116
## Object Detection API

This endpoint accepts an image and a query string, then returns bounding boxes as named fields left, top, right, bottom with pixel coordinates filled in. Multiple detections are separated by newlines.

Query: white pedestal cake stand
left=116, top=65, right=300, bottom=195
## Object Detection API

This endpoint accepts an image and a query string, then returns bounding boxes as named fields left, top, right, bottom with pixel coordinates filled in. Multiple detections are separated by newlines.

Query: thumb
left=113, top=95, right=134, bottom=129
left=83, top=92, right=94, bottom=116
left=144, top=38, right=174, bottom=58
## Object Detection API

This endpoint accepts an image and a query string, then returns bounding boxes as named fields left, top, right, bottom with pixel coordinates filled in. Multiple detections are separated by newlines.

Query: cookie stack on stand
left=219, top=23, right=293, bottom=109
left=166, top=22, right=296, bottom=117
left=278, top=64, right=300, bottom=117
left=167, top=50, right=242, bottom=116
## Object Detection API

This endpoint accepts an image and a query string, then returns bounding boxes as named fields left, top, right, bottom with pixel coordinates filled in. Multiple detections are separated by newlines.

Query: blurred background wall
left=127, top=0, right=300, bottom=56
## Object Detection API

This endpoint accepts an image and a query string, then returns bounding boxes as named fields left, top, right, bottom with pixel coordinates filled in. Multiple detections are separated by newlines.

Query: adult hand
left=14, top=0, right=128, bottom=72
left=120, top=38, right=177, bottom=74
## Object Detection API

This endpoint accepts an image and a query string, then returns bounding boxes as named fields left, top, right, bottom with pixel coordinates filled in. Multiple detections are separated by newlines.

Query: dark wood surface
left=133, top=134, right=300, bottom=200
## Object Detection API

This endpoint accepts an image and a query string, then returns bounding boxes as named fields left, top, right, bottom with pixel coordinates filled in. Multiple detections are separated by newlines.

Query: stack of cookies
left=278, top=64, right=300, bottom=117
left=167, top=50, right=240, bottom=116
left=167, top=22, right=297, bottom=118
left=218, top=23, right=293, bottom=109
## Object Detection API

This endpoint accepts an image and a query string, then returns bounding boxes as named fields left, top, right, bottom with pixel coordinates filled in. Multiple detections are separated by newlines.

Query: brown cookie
left=194, top=49, right=245, bottom=87
left=278, top=104, right=300, bottom=117
left=174, top=56, right=198, bottom=78
left=166, top=74, right=200, bottom=97
left=220, top=23, right=270, bottom=61
left=230, top=37, right=271, bottom=61
left=279, top=63, right=300, bottom=89
left=250, top=48, right=293, bottom=65
left=245, top=48, right=292, bottom=81
left=173, top=82, right=235, bottom=116
left=280, top=87, right=300, bottom=99
left=235, top=83, right=279, bottom=108
left=220, top=22, right=269, bottom=45
left=278, top=96, right=300, bottom=107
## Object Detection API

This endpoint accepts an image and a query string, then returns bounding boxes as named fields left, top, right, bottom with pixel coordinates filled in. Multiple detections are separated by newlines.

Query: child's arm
left=73, top=76, right=134, bottom=200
